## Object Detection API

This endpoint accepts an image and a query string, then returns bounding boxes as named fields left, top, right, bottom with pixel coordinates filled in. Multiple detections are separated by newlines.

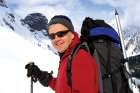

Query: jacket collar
left=60, top=32, right=80, bottom=61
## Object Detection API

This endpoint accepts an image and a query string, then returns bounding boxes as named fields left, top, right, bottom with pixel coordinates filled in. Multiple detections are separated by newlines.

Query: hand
left=39, top=71, right=53, bottom=86
left=25, top=62, right=41, bottom=82
left=25, top=62, right=53, bottom=86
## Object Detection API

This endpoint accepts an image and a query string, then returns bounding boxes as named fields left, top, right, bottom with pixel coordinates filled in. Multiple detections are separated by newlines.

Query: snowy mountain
left=0, top=5, right=57, bottom=55
left=1, top=3, right=139, bottom=60
left=0, top=2, right=140, bottom=93
left=123, top=26, right=140, bottom=90
left=21, top=13, right=48, bottom=32
left=125, top=26, right=140, bottom=56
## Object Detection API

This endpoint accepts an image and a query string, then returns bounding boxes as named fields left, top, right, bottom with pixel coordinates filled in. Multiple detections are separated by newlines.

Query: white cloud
left=5, top=0, right=140, bottom=36
left=10, top=0, right=78, bottom=18
left=6, top=0, right=140, bottom=35
left=14, top=5, right=69, bottom=20
left=87, top=0, right=140, bottom=29
left=122, top=0, right=140, bottom=27
left=11, top=0, right=81, bottom=31
left=6, top=0, right=52, bottom=6
left=89, top=0, right=124, bottom=7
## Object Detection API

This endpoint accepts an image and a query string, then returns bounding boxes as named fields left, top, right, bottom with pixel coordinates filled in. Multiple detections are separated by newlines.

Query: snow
left=0, top=26, right=59, bottom=93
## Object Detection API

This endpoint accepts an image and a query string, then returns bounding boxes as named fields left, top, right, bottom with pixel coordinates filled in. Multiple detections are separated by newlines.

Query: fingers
left=25, top=62, right=34, bottom=69
left=25, top=62, right=35, bottom=77
left=25, top=62, right=41, bottom=82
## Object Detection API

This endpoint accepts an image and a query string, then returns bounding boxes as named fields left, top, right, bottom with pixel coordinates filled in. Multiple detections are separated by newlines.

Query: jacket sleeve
left=48, top=78, right=57, bottom=90
left=71, top=49, right=99, bottom=93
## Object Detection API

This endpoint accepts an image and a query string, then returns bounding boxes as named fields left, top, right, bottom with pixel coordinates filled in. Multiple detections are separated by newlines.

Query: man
left=25, top=15, right=98, bottom=93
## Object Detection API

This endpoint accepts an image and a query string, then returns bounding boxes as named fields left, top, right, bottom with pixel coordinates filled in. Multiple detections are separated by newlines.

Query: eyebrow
left=48, top=29, right=69, bottom=35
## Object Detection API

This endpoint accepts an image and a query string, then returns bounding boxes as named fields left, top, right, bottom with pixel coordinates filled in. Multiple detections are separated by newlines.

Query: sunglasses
left=48, top=30, right=70, bottom=40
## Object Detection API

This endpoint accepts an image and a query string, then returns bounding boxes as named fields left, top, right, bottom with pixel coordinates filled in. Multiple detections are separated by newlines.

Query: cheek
left=66, top=34, right=74, bottom=44
left=51, top=39, right=65, bottom=49
left=51, top=41, right=56, bottom=47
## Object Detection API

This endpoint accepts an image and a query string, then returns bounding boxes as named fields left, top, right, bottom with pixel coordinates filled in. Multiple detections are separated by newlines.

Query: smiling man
left=47, top=16, right=75, bottom=53
left=25, top=15, right=98, bottom=93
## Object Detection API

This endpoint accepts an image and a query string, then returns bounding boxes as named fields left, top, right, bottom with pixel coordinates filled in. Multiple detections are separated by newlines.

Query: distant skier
left=25, top=15, right=99, bottom=93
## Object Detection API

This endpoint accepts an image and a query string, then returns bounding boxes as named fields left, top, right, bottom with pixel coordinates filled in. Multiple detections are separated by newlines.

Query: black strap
left=94, top=40, right=113, bottom=93
left=106, top=41, right=111, bottom=77
left=106, top=41, right=115, bottom=93
left=67, top=42, right=90, bottom=88
left=67, top=43, right=81, bottom=87
left=94, top=50, right=104, bottom=93
left=92, top=40, right=111, bottom=76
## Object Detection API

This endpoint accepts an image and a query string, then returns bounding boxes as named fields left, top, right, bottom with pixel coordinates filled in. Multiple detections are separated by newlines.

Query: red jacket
left=49, top=32, right=99, bottom=93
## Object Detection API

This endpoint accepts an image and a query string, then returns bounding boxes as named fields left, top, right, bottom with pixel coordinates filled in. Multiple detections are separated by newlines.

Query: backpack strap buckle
left=103, top=73, right=111, bottom=79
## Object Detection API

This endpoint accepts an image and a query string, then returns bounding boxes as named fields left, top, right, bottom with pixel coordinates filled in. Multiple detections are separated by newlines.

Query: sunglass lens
left=57, top=31, right=67, bottom=37
left=48, top=30, right=70, bottom=40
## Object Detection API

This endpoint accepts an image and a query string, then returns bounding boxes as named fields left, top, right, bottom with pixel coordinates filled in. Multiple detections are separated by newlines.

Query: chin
left=58, top=49, right=66, bottom=53
left=56, top=45, right=66, bottom=53
left=59, top=49, right=65, bottom=53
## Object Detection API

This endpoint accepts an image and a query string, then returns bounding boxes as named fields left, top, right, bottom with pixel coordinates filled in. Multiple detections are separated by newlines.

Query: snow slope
left=0, top=5, right=59, bottom=93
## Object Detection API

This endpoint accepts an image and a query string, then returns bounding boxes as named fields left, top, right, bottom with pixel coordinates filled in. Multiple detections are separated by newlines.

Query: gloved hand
left=25, top=62, right=53, bottom=86
left=39, top=71, right=53, bottom=87
left=25, top=62, right=41, bottom=82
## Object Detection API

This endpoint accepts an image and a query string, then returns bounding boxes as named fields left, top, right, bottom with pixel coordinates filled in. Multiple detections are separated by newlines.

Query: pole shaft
left=31, top=77, right=33, bottom=93
left=114, top=9, right=130, bottom=73
left=114, top=9, right=140, bottom=93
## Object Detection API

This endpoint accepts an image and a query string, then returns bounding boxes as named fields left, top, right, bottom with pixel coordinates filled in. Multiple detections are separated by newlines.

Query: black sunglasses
left=48, top=30, right=70, bottom=40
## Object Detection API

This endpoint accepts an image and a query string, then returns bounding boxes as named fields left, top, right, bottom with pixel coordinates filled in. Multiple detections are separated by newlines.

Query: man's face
left=48, top=24, right=74, bottom=53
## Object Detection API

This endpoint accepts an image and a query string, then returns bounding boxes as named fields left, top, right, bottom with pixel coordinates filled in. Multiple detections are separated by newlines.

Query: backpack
left=66, top=17, right=132, bottom=93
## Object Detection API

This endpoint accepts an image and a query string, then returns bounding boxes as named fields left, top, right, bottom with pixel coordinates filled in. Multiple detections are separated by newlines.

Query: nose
left=53, top=35, right=62, bottom=44
left=53, top=35, right=60, bottom=40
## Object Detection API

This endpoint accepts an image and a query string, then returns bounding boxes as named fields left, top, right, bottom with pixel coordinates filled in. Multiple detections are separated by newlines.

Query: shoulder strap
left=106, top=41, right=114, bottom=93
left=92, top=40, right=113, bottom=93
left=66, top=42, right=90, bottom=87
left=67, top=43, right=81, bottom=87
left=93, top=40, right=113, bottom=93
left=94, top=50, right=104, bottom=93
left=106, top=41, right=111, bottom=77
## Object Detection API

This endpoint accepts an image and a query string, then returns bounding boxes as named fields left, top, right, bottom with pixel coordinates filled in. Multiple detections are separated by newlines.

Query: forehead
left=48, top=24, right=68, bottom=34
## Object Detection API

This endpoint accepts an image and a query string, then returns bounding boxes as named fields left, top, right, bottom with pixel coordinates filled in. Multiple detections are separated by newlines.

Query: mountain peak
left=124, top=25, right=140, bottom=56
left=22, top=13, right=48, bottom=33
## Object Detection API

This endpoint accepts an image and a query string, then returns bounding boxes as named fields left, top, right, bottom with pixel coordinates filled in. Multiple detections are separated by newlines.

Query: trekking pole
left=31, top=76, right=33, bottom=93
left=31, top=63, right=37, bottom=93
left=114, top=9, right=140, bottom=92
left=114, top=9, right=130, bottom=73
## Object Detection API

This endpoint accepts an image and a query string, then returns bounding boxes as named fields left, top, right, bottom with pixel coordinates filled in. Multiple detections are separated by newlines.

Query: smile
left=55, top=41, right=64, bottom=46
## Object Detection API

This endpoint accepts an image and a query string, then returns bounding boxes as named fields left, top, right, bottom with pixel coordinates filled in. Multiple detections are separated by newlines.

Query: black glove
left=39, top=71, right=53, bottom=87
left=25, top=62, right=42, bottom=82
left=25, top=62, right=53, bottom=86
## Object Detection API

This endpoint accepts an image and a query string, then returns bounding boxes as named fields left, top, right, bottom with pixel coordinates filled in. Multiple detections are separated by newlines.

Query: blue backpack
left=66, top=17, right=132, bottom=93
